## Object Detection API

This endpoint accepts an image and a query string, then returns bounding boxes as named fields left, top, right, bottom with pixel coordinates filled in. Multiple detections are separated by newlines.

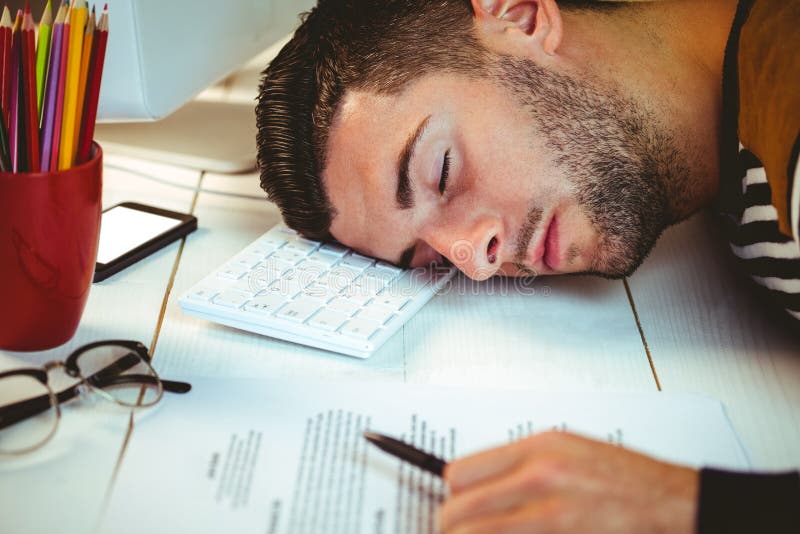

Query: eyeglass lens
left=0, top=374, right=58, bottom=454
left=75, top=344, right=163, bottom=408
left=0, top=343, right=164, bottom=454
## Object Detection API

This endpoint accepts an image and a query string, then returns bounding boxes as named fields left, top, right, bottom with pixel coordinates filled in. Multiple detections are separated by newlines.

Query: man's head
left=257, top=0, right=704, bottom=281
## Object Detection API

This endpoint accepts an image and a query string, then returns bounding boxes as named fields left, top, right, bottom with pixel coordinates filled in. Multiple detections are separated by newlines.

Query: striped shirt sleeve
left=790, top=135, right=800, bottom=251
left=728, top=146, right=800, bottom=322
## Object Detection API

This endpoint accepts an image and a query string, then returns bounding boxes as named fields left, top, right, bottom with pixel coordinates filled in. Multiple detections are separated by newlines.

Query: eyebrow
left=396, top=115, right=432, bottom=210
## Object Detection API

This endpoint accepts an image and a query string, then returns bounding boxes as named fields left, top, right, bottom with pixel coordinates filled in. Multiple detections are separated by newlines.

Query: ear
left=470, top=0, right=564, bottom=57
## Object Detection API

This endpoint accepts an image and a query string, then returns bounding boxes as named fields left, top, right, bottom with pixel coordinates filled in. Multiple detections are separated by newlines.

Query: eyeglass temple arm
left=87, top=354, right=191, bottom=394
left=0, top=354, right=191, bottom=431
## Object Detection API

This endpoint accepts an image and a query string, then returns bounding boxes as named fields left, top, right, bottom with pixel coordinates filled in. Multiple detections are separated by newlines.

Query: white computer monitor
left=12, top=0, right=313, bottom=121
left=98, top=0, right=315, bottom=122
left=9, top=0, right=310, bottom=171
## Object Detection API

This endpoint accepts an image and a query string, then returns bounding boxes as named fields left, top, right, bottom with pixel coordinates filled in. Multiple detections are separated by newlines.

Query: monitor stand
left=95, top=100, right=258, bottom=174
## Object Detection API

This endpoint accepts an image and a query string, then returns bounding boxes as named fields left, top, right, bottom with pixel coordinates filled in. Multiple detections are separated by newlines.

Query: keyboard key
left=375, top=261, right=404, bottom=276
left=230, top=279, right=258, bottom=296
left=327, top=266, right=362, bottom=288
left=213, top=291, right=250, bottom=309
left=302, top=283, right=340, bottom=302
left=280, top=267, right=301, bottom=280
left=372, top=292, right=410, bottom=311
left=259, top=284, right=292, bottom=300
left=349, top=278, right=384, bottom=298
left=246, top=268, right=280, bottom=292
left=361, top=266, right=403, bottom=285
left=319, top=243, right=348, bottom=257
left=271, top=249, right=308, bottom=265
left=327, top=297, right=362, bottom=317
left=340, top=253, right=374, bottom=270
left=306, top=252, right=339, bottom=268
left=383, top=270, right=436, bottom=297
left=285, top=238, right=320, bottom=254
left=294, top=261, right=329, bottom=281
left=217, top=265, right=249, bottom=280
left=261, top=257, right=294, bottom=276
left=278, top=267, right=310, bottom=286
left=230, top=276, right=269, bottom=296
left=357, top=304, right=396, bottom=325
left=339, top=319, right=381, bottom=340
left=245, top=243, right=278, bottom=258
left=337, top=288, right=374, bottom=306
left=307, top=309, right=349, bottom=332
left=243, top=293, right=287, bottom=316
left=269, top=278, right=307, bottom=299
left=278, top=226, right=297, bottom=236
left=231, top=253, right=263, bottom=270
left=258, top=231, right=288, bottom=248
left=361, top=267, right=396, bottom=288
left=314, top=272, right=339, bottom=291
left=184, top=287, right=219, bottom=303
left=276, top=298, right=323, bottom=323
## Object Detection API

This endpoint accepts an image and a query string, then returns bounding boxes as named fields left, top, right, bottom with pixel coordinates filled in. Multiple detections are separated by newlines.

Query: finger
left=446, top=500, right=561, bottom=534
left=445, top=439, right=534, bottom=492
left=446, top=431, right=569, bottom=492
left=440, top=461, right=556, bottom=531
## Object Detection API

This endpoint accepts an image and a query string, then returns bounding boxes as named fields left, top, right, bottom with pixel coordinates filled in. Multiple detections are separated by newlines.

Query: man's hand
left=440, top=431, right=699, bottom=533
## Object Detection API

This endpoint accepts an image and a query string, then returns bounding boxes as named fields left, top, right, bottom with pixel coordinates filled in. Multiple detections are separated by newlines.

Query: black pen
left=364, top=431, right=447, bottom=477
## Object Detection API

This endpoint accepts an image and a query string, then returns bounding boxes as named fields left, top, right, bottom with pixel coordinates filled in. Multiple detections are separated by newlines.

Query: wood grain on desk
left=2, top=46, right=798, bottom=533
left=2, top=160, right=797, bottom=534
left=0, top=158, right=202, bottom=534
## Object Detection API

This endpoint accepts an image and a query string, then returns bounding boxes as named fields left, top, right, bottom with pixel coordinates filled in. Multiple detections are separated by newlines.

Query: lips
left=543, top=216, right=560, bottom=270
left=523, top=213, right=557, bottom=272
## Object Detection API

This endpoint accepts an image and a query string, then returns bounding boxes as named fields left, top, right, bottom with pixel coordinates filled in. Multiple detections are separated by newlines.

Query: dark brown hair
left=256, top=0, right=487, bottom=239
left=256, top=0, right=618, bottom=239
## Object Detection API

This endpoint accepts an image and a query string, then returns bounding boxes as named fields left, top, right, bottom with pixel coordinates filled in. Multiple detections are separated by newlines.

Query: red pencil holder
left=0, top=143, right=103, bottom=351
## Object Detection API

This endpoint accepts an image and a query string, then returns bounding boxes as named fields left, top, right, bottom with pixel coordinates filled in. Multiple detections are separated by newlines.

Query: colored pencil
left=72, top=5, right=93, bottom=160
left=40, top=3, right=66, bottom=172
left=58, top=0, right=86, bottom=170
left=76, top=6, right=106, bottom=165
left=0, top=7, right=12, bottom=132
left=0, top=8, right=6, bottom=84
left=21, top=4, right=40, bottom=172
left=8, top=10, right=21, bottom=171
left=49, top=2, right=69, bottom=172
left=0, top=103, right=11, bottom=172
left=35, top=0, right=52, bottom=121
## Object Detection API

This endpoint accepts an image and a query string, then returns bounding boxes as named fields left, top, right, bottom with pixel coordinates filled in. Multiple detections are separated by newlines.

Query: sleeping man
left=256, top=0, right=799, bottom=531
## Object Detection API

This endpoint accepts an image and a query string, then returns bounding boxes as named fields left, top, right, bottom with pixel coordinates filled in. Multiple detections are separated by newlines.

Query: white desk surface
left=2, top=46, right=799, bottom=534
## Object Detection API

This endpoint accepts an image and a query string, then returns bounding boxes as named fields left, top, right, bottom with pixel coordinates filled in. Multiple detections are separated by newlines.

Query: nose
left=426, top=217, right=502, bottom=281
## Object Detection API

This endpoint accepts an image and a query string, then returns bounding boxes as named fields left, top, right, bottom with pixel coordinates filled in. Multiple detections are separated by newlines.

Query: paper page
left=100, top=378, right=750, bottom=534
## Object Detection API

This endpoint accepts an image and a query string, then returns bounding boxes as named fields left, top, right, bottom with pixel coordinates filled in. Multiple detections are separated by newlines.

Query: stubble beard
left=495, top=56, right=690, bottom=279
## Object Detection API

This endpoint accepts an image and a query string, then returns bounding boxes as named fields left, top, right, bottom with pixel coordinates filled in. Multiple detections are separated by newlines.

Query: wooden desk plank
left=404, top=274, right=659, bottom=392
left=0, top=159, right=201, bottom=534
left=627, top=212, right=800, bottom=469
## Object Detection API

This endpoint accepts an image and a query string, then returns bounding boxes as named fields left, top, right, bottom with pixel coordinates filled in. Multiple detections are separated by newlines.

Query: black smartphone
left=94, top=202, right=198, bottom=283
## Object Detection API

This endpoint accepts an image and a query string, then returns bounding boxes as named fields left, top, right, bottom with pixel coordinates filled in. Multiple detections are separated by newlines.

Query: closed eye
left=439, top=150, right=451, bottom=195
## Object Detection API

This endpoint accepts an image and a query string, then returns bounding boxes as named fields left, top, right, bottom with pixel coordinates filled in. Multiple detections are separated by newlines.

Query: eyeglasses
left=0, top=340, right=191, bottom=455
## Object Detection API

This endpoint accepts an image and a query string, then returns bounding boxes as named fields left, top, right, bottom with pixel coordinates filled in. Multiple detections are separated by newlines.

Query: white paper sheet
left=100, top=378, right=750, bottom=534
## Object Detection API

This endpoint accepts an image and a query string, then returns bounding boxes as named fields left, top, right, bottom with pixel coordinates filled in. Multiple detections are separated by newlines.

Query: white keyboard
left=179, top=224, right=456, bottom=358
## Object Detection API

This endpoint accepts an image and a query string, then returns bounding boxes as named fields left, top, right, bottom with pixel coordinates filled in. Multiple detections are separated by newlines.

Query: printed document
left=100, top=378, right=750, bottom=534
